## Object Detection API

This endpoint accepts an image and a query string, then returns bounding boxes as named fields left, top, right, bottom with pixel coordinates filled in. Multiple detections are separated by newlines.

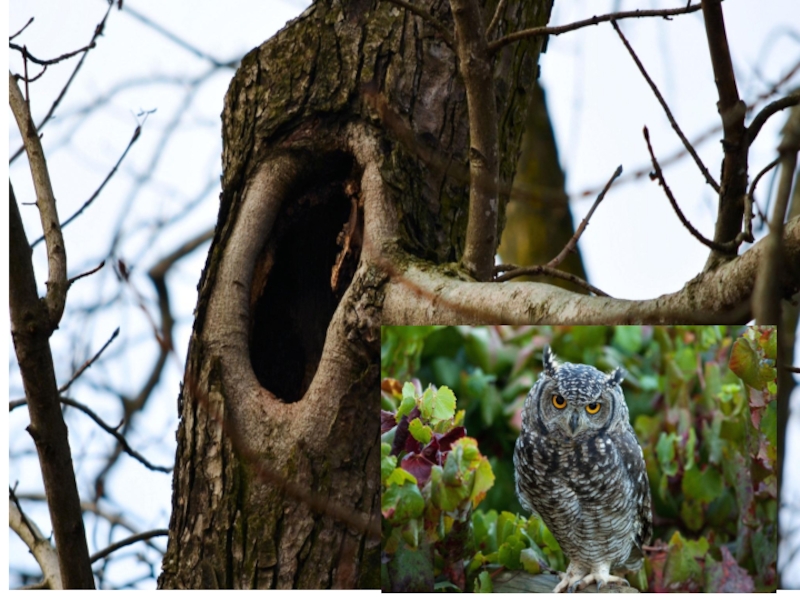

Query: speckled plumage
left=513, top=347, right=652, bottom=593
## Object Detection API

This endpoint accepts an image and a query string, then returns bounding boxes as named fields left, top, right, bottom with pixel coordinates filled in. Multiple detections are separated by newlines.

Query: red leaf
left=401, top=454, right=435, bottom=487
left=438, top=426, right=466, bottom=452
left=705, top=546, right=754, bottom=592
left=382, top=410, right=397, bottom=434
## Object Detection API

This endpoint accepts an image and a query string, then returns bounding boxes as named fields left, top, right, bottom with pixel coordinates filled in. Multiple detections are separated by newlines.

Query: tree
left=9, top=0, right=800, bottom=590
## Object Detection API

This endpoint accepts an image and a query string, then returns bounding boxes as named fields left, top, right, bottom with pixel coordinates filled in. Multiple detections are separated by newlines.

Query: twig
left=67, top=260, right=106, bottom=288
left=9, top=72, right=68, bottom=327
left=785, top=366, right=800, bottom=374
left=90, top=529, right=169, bottom=564
left=745, top=91, right=800, bottom=147
left=10, top=17, right=34, bottom=41
left=488, top=3, right=702, bottom=55
left=747, top=157, right=780, bottom=231
left=384, top=0, right=455, bottom=47
left=612, top=20, right=719, bottom=192
left=10, top=41, right=97, bottom=66
left=644, top=127, right=737, bottom=254
left=493, top=264, right=610, bottom=296
left=10, top=4, right=112, bottom=165
left=11, top=395, right=172, bottom=473
left=31, top=125, right=142, bottom=249
left=486, top=0, right=507, bottom=38
left=451, top=0, right=499, bottom=281
left=58, top=327, right=119, bottom=394
left=547, top=165, right=622, bottom=269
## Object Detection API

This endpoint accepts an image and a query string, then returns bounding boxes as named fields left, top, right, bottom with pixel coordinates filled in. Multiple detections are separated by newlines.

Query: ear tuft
left=607, top=367, right=625, bottom=387
left=542, top=346, right=559, bottom=378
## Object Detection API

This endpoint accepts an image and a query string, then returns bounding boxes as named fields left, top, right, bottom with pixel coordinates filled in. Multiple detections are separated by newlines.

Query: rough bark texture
left=159, top=0, right=552, bottom=589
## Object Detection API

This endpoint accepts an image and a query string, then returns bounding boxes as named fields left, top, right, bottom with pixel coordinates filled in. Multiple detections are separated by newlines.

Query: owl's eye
left=552, top=394, right=567, bottom=409
left=586, top=402, right=601, bottom=414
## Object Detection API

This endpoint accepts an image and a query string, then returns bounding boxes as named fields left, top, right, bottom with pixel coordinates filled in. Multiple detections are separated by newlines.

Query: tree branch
left=700, top=0, right=749, bottom=270
left=488, top=3, right=702, bottom=55
left=494, top=264, right=609, bottom=297
left=612, top=20, right=719, bottom=192
left=9, top=72, right=68, bottom=328
left=753, top=106, right=800, bottom=324
left=90, top=529, right=169, bottom=564
left=644, top=127, right=736, bottom=253
left=745, top=90, right=800, bottom=147
left=450, top=0, right=499, bottom=281
left=9, top=490, right=62, bottom=590
left=382, top=216, right=800, bottom=325
left=9, top=183, right=95, bottom=589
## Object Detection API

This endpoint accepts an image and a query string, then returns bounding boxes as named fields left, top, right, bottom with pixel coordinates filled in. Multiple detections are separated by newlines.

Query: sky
left=6, top=0, right=800, bottom=589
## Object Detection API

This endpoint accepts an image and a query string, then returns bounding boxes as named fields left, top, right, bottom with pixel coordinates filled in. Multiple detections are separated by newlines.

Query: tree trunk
left=158, top=0, right=551, bottom=589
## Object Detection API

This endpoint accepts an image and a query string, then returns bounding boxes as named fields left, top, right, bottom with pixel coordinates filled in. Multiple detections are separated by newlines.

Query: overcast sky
left=6, top=0, right=799, bottom=589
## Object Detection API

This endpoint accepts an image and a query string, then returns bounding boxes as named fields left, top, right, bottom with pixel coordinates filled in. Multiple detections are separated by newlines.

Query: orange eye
left=586, top=402, right=601, bottom=414
left=552, top=394, right=567, bottom=409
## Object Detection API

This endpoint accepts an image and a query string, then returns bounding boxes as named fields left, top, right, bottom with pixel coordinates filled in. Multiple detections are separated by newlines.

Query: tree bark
left=158, top=0, right=551, bottom=589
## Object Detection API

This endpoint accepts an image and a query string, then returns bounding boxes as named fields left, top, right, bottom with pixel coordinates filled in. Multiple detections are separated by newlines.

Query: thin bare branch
left=548, top=165, right=622, bottom=269
left=58, top=327, right=119, bottom=394
left=68, top=260, right=106, bottom=288
left=746, top=157, right=781, bottom=240
left=10, top=4, right=112, bottom=164
left=488, top=3, right=702, bottom=55
left=745, top=91, right=800, bottom=147
left=644, top=127, right=737, bottom=254
left=384, top=0, right=454, bottom=47
left=451, top=0, right=499, bottom=281
left=10, top=40, right=97, bottom=66
left=494, top=264, right=610, bottom=296
left=10, top=17, right=34, bottom=41
left=31, top=125, right=142, bottom=249
left=90, top=529, right=169, bottom=564
left=612, top=20, right=720, bottom=192
left=9, top=73, right=68, bottom=328
left=486, top=0, right=508, bottom=38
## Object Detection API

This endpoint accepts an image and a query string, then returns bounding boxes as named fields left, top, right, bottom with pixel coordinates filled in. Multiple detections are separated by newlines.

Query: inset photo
left=381, top=325, right=777, bottom=593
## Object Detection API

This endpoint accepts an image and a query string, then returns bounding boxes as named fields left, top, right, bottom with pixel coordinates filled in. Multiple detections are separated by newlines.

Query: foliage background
left=381, top=325, right=777, bottom=592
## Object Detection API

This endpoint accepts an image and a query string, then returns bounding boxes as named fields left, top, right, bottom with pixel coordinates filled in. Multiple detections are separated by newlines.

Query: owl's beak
left=569, top=411, right=579, bottom=434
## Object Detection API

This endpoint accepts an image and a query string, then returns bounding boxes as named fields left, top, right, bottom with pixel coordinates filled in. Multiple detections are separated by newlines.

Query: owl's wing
left=618, top=425, right=653, bottom=554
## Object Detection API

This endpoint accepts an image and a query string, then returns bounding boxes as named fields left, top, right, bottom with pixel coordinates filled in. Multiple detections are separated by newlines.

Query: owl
left=513, top=347, right=652, bottom=593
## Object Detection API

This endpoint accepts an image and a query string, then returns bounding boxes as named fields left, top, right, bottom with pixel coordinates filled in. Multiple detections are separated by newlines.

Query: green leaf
left=475, top=570, right=493, bottom=593
left=520, top=546, right=547, bottom=574
left=382, top=443, right=397, bottom=484
left=729, top=337, right=764, bottom=389
left=419, top=387, right=435, bottom=421
left=396, top=386, right=416, bottom=420
left=680, top=497, right=704, bottom=531
left=762, top=327, right=777, bottom=360
left=682, top=465, right=723, bottom=503
left=382, top=480, right=424, bottom=525
left=386, top=468, right=417, bottom=487
left=656, top=432, right=678, bottom=476
left=497, top=534, right=525, bottom=570
left=760, top=400, right=777, bottom=449
left=408, top=418, right=432, bottom=445
left=470, top=457, right=496, bottom=508
left=663, top=531, right=707, bottom=587
left=432, top=385, right=457, bottom=421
